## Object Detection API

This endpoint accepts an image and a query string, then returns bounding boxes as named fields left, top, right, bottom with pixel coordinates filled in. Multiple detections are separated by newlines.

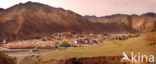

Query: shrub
left=60, top=44, right=71, bottom=47
left=34, top=36, right=41, bottom=39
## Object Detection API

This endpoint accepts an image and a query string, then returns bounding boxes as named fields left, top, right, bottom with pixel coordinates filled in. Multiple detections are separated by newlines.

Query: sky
left=0, top=0, right=156, bottom=16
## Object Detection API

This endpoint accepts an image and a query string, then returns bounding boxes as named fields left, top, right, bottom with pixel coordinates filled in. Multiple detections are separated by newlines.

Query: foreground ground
left=19, top=32, right=156, bottom=64
left=0, top=52, right=15, bottom=64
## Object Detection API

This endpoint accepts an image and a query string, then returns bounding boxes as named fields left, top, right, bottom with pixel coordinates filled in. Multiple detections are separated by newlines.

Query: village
left=0, top=32, right=140, bottom=49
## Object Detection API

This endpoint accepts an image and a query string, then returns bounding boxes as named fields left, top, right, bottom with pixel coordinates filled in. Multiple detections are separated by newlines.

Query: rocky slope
left=85, top=13, right=156, bottom=33
left=0, top=2, right=98, bottom=42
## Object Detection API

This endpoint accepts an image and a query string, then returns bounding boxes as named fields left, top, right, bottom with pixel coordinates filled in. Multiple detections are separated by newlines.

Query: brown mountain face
left=85, top=14, right=136, bottom=33
left=85, top=13, right=156, bottom=33
left=0, top=2, right=98, bottom=41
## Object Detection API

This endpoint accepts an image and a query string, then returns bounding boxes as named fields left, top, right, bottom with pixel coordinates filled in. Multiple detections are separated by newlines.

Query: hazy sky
left=0, top=0, right=156, bottom=16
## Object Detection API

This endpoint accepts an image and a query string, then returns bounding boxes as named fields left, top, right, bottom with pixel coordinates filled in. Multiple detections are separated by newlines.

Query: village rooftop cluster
left=1, top=32, right=140, bottom=49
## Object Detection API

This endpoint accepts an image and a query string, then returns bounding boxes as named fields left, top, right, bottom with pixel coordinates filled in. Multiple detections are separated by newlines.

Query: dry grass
left=146, top=32, right=156, bottom=42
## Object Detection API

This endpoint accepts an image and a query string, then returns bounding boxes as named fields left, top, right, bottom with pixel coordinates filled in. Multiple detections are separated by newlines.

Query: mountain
left=0, top=8, right=4, bottom=12
left=141, top=12, right=156, bottom=17
left=0, top=1, right=155, bottom=42
left=0, top=2, right=98, bottom=41
left=84, top=15, right=97, bottom=19
left=0, top=8, right=4, bottom=10
left=85, top=14, right=137, bottom=33
left=85, top=14, right=156, bottom=33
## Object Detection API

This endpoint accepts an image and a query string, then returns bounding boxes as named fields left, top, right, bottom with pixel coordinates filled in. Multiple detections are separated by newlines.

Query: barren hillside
left=0, top=2, right=97, bottom=41
left=85, top=13, right=156, bottom=33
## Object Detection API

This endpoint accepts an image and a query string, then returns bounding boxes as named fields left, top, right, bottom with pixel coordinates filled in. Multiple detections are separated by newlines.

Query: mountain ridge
left=0, top=2, right=98, bottom=41
left=84, top=13, right=156, bottom=32
left=0, top=1, right=155, bottom=42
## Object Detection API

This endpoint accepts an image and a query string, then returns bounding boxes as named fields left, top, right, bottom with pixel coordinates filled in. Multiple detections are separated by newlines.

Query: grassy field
left=21, top=32, right=156, bottom=64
